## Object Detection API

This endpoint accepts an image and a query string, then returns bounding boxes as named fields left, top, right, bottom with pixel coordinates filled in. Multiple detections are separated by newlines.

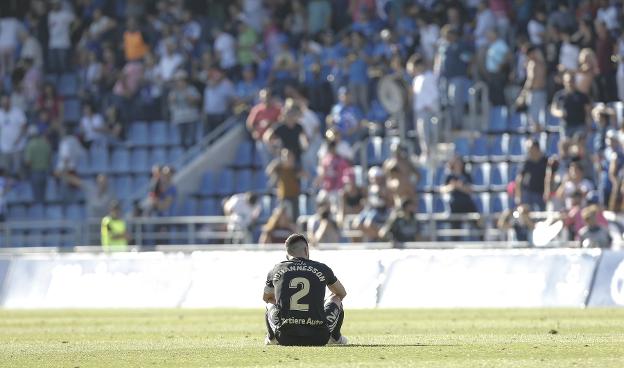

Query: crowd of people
left=0, top=0, right=623, bottom=248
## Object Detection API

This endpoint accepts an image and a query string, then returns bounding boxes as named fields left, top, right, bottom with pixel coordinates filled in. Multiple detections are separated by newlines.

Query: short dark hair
left=285, top=233, right=308, bottom=249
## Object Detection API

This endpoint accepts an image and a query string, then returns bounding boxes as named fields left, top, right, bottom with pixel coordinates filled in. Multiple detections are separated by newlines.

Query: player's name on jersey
left=281, top=317, right=324, bottom=326
left=273, top=265, right=327, bottom=282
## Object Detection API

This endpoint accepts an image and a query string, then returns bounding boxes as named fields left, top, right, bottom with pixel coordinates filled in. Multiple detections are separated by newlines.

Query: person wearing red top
left=246, top=88, right=281, bottom=165
left=316, top=140, right=352, bottom=209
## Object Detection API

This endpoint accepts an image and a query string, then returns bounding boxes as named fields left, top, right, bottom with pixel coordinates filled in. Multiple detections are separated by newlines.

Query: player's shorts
left=266, top=301, right=343, bottom=346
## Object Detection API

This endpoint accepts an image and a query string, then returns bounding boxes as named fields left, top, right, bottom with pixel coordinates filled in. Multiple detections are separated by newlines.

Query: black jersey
left=265, top=257, right=338, bottom=336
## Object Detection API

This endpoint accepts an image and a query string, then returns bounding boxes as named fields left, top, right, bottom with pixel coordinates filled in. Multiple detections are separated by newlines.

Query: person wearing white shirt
left=559, top=32, right=580, bottom=71
left=55, top=132, right=85, bottom=172
left=47, top=0, right=75, bottom=73
left=213, top=29, right=237, bottom=71
left=0, top=95, right=27, bottom=177
left=596, top=0, right=619, bottom=32
left=408, top=54, right=439, bottom=158
left=223, top=192, right=261, bottom=243
left=527, top=9, right=546, bottom=46
left=79, top=102, right=108, bottom=146
left=202, top=67, right=235, bottom=132
left=18, top=30, right=43, bottom=70
left=157, top=42, right=184, bottom=82
left=0, top=16, right=23, bottom=77
left=474, top=2, right=496, bottom=50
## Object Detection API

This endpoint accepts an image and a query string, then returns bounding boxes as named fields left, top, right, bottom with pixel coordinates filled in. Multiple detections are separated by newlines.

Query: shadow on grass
left=328, top=344, right=457, bottom=348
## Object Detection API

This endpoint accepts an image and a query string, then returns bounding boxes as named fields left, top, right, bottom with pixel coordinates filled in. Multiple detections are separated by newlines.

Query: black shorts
left=276, top=329, right=330, bottom=347
left=266, top=301, right=343, bottom=346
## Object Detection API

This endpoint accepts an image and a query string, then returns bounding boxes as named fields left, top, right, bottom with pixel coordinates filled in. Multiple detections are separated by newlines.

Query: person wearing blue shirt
left=236, top=66, right=261, bottom=106
left=328, top=88, right=365, bottom=144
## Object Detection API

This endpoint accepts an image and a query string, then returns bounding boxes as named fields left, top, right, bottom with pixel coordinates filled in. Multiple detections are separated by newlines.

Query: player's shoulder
left=306, top=259, right=334, bottom=273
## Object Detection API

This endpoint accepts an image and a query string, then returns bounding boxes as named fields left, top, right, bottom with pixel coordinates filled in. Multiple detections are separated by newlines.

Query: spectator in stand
left=550, top=71, right=591, bottom=140
left=595, top=20, right=617, bottom=102
left=579, top=204, right=612, bottom=249
left=317, top=128, right=354, bottom=162
left=518, top=46, right=547, bottom=131
left=441, top=155, right=478, bottom=216
left=576, top=48, right=598, bottom=98
left=236, top=66, right=261, bottom=107
left=169, top=70, right=201, bottom=149
left=18, top=29, right=43, bottom=71
left=223, top=192, right=261, bottom=244
left=555, top=161, right=594, bottom=211
left=37, top=83, right=63, bottom=133
left=246, top=89, right=282, bottom=165
left=0, top=14, right=23, bottom=78
left=47, top=0, right=76, bottom=73
left=316, top=140, right=352, bottom=209
left=307, top=0, right=332, bottom=36
left=266, top=149, right=304, bottom=221
left=82, top=8, right=116, bottom=51
left=565, top=191, right=607, bottom=240
left=79, top=102, right=110, bottom=147
left=259, top=206, right=298, bottom=244
left=0, top=94, right=28, bottom=178
left=123, top=18, right=149, bottom=62
left=103, top=106, right=123, bottom=141
left=81, top=174, right=115, bottom=220
left=327, top=87, right=365, bottom=144
left=527, top=8, right=546, bottom=47
left=147, top=166, right=177, bottom=217
left=616, top=30, right=624, bottom=102
left=112, top=60, right=144, bottom=124
left=23, top=126, right=52, bottom=204
left=264, top=100, right=309, bottom=164
left=435, top=25, right=473, bottom=130
left=310, top=205, right=342, bottom=245
left=213, top=26, right=238, bottom=78
left=407, top=53, right=439, bottom=158
left=497, top=204, right=535, bottom=243
left=386, top=161, right=416, bottom=209
left=345, top=32, right=370, bottom=113
left=483, top=29, right=510, bottom=107
left=157, top=41, right=184, bottom=83
left=515, top=139, right=548, bottom=211
left=379, top=198, right=420, bottom=244
left=202, top=65, right=235, bottom=133
left=382, top=143, right=420, bottom=193
left=236, top=22, right=258, bottom=69
left=474, top=1, right=496, bottom=51
left=356, top=166, right=391, bottom=242
left=338, top=175, right=365, bottom=229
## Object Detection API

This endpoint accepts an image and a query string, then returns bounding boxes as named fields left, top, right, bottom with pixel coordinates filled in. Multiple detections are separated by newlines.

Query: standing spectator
left=518, top=46, right=547, bottom=131
left=345, top=35, right=370, bottom=113
left=474, top=1, right=496, bottom=50
left=435, top=25, right=473, bottom=130
left=18, top=29, right=43, bottom=70
left=576, top=48, right=598, bottom=98
left=47, top=0, right=76, bottom=73
left=356, top=166, right=391, bottom=241
left=550, top=71, right=591, bottom=139
left=123, top=17, right=149, bottom=63
left=416, top=15, right=439, bottom=66
left=559, top=31, right=580, bottom=72
left=168, top=70, right=201, bottom=148
left=379, top=198, right=420, bottom=243
left=0, top=94, right=27, bottom=178
left=157, top=41, right=184, bottom=83
left=202, top=66, right=235, bottom=133
left=441, top=155, right=478, bottom=215
left=259, top=206, right=297, bottom=244
left=246, top=89, right=282, bottom=165
left=385, top=161, right=416, bottom=209
left=515, top=140, right=548, bottom=211
left=36, top=83, right=64, bottom=131
left=579, top=204, right=612, bottom=249
left=79, top=102, right=110, bottom=147
left=223, top=192, right=261, bottom=244
left=213, top=27, right=237, bottom=77
left=307, top=0, right=332, bottom=36
left=337, top=176, right=365, bottom=229
left=327, top=87, right=364, bottom=144
left=555, top=161, right=594, bottom=210
left=82, top=174, right=115, bottom=220
left=147, top=166, right=177, bottom=217
left=266, top=149, right=304, bottom=220
left=310, top=205, right=342, bottom=245
left=317, top=128, right=354, bottom=162
left=0, top=15, right=23, bottom=77
left=55, top=129, right=85, bottom=174
left=316, top=140, right=352, bottom=207
left=382, top=143, right=420, bottom=192
left=264, top=101, right=309, bottom=164
left=483, top=29, right=510, bottom=107
left=407, top=53, right=439, bottom=158
left=527, top=8, right=546, bottom=47
left=236, top=22, right=258, bottom=68
left=23, top=126, right=52, bottom=204
left=594, top=21, right=617, bottom=102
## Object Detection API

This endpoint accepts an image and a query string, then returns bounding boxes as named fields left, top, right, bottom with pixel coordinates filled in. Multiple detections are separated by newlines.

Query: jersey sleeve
left=264, top=268, right=275, bottom=294
left=324, top=265, right=338, bottom=286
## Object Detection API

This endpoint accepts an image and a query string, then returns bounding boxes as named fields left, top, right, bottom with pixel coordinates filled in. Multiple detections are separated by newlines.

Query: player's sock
left=330, top=309, right=344, bottom=341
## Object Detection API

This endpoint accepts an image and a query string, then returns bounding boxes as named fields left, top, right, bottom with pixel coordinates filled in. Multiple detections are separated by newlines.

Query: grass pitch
left=0, top=309, right=623, bottom=367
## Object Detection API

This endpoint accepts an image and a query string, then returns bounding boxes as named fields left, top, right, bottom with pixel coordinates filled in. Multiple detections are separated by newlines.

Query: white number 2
left=289, top=277, right=310, bottom=311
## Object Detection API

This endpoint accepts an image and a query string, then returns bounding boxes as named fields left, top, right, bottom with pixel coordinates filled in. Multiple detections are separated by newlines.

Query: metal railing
left=468, top=81, right=490, bottom=133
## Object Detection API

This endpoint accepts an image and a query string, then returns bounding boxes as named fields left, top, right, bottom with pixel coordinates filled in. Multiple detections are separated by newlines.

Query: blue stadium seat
left=177, top=198, right=197, bottom=216
left=546, top=133, right=560, bottom=156
left=150, top=147, right=168, bottom=167
left=28, top=204, right=44, bottom=219
left=236, top=169, right=253, bottom=192
left=113, top=175, right=133, bottom=199
left=89, top=145, right=109, bottom=173
left=45, top=177, right=59, bottom=201
left=454, top=137, right=470, bottom=157
left=58, top=72, right=78, bottom=96
left=546, top=112, right=559, bottom=131
left=489, top=106, right=508, bottom=132
left=418, top=194, right=431, bottom=213
left=25, top=230, right=44, bottom=247
left=489, top=134, right=509, bottom=161
left=416, top=166, right=430, bottom=191
left=433, top=165, right=447, bottom=188
left=254, top=170, right=269, bottom=192
left=8, top=204, right=27, bottom=220
left=66, top=204, right=84, bottom=221
left=168, top=147, right=183, bottom=163
left=199, top=198, right=221, bottom=216
left=489, top=162, right=508, bottom=191
left=471, top=163, right=489, bottom=191
left=15, top=182, right=33, bottom=203
left=63, top=98, right=81, bottom=122
left=475, top=193, right=489, bottom=214
left=234, top=141, right=254, bottom=167
left=508, top=162, right=520, bottom=182
left=129, top=121, right=149, bottom=146
left=366, top=137, right=383, bottom=166
left=168, top=123, right=182, bottom=145
left=433, top=194, right=446, bottom=213
left=215, top=169, right=235, bottom=195
left=151, top=121, right=169, bottom=146
left=110, top=146, right=130, bottom=173
left=509, top=135, right=526, bottom=160
left=490, top=193, right=508, bottom=214
left=509, top=112, right=526, bottom=133
left=470, top=137, right=489, bottom=162
left=45, top=204, right=63, bottom=220
left=199, top=171, right=217, bottom=195
left=130, top=148, right=150, bottom=172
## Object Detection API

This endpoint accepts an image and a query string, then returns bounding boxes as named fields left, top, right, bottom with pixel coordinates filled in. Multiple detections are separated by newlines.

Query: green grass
left=0, top=309, right=623, bottom=367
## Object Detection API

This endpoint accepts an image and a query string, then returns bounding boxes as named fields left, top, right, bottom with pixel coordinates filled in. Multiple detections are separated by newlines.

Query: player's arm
left=263, top=288, right=276, bottom=304
left=327, top=280, right=347, bottom=301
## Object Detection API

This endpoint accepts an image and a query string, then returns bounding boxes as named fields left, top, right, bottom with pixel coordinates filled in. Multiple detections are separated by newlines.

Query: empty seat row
left=418, top=192, right=510, bottom=215
left=79, top=145, right=183, bottom=174
left=128, top=121, right=184, bottom=146
left=199, top=169, right=269, bottom=196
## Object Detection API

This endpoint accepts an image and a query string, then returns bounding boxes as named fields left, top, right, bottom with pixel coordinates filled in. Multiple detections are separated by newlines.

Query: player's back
left=268, top=257, right=336, bottom=337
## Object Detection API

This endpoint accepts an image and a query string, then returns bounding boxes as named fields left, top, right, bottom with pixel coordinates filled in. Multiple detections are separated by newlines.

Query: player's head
left=285, top=233, right=309, bottom=259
